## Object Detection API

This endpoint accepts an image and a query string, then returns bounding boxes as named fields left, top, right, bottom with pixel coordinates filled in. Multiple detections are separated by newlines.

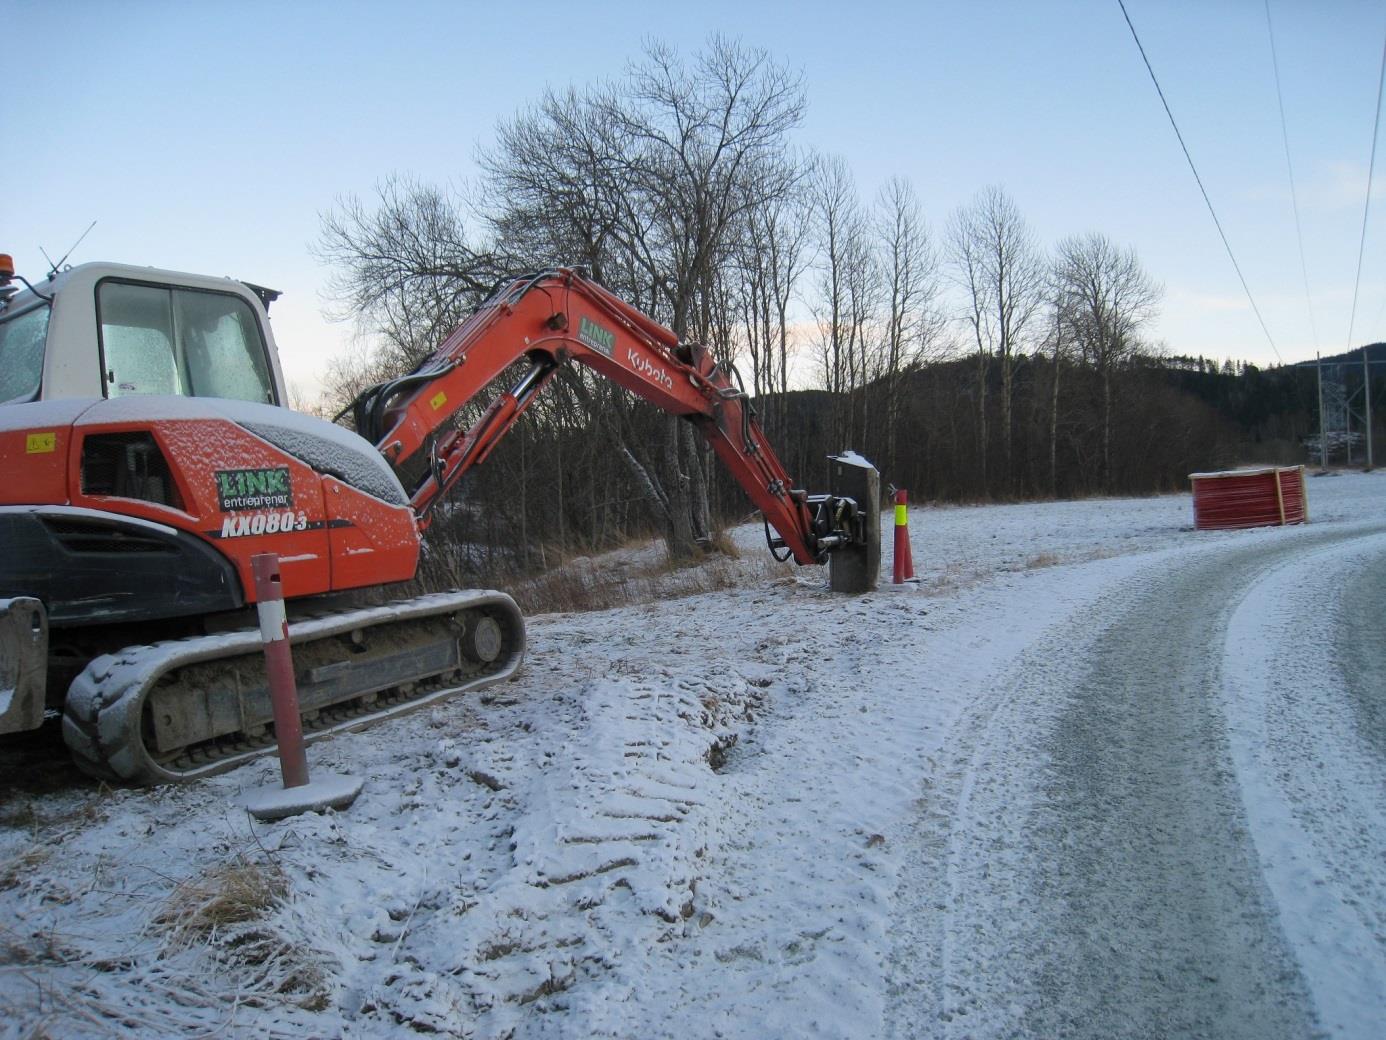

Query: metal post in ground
left=253, top=554, right=309, bottom=788
left=240, top=553, right=364, bottom=821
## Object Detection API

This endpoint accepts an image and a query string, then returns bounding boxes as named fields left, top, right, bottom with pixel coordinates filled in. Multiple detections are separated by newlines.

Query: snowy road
left=887, top=522, right=1386, bottom=1039
left=3, top=476, right=1384, bottom=1039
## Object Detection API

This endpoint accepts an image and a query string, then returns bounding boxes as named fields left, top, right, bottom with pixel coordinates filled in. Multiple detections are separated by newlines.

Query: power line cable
left=1346, top=32, right=1386, bottom=352
left=1265, top=0, right=1319, bottom=352
left=1116, top=0, right=1282, bottom=363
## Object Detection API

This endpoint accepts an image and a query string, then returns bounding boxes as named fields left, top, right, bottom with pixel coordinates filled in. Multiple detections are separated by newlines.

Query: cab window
left=0, top=304, right=50, bottom=404
left=97, top=281, right=276, bottom=404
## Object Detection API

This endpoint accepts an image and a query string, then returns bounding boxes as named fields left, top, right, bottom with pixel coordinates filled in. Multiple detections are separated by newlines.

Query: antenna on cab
left=46, top=220, right=98, bottom=277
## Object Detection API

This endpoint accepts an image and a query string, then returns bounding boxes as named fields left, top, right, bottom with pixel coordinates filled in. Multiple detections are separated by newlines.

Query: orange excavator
left=0, top=256, right=879, bottom=784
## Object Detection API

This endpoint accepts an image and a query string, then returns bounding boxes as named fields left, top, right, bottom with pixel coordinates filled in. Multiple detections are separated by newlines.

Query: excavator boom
left=352, top=269, right=862, bottom=569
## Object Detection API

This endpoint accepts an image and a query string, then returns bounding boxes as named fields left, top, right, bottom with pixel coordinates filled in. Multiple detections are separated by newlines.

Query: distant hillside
left=731, top=345, right=1381, bottom=509
left=1314, top=341, right=1386, bottom=368
left=1156, top=344, right=1382, bottom=467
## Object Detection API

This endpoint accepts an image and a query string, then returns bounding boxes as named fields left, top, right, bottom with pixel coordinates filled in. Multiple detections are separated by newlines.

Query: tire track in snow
left=1222, top=531, right=1386, bottom=1036
left=881, top=553, right=1164, bottom=1037
left=892, top=524, right=1386, bottom=1039
left=1340, top=548, right=1386, bottom=762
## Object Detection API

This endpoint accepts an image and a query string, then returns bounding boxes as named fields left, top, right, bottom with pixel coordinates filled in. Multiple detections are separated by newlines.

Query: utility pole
left=1365, top=346, right=1374, bottom=471
left=1317, top=352, right=1328, bottom=472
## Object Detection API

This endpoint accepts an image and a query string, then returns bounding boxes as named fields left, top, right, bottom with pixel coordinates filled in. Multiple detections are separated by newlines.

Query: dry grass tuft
left=510, top=561, right=632, bottom=615
left=154, top=856, right=289, bottom=949
left=0, top=854, right=330, bottom=1033
left=0, top=920, right=70, bottom=968
left=512, top=545, right=788, bottom=616
left=706, top=529, right=742, bottom=560
left=516, top=963, right=577, bottom=1005
left=153, top=854, right=331, bottom=1011
left=0, top=800, right=40, bottom=833
left=0, top=845, right=50, bottom=892
left=1024, top=552, right=1062, bottom=570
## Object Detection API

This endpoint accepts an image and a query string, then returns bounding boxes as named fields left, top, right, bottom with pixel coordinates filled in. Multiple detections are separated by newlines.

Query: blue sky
left=6, top=0, right=1386, bottom=397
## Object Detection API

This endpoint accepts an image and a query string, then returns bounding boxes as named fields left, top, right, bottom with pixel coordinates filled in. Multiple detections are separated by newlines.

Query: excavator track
left=61, top=590, right=525, bottom=785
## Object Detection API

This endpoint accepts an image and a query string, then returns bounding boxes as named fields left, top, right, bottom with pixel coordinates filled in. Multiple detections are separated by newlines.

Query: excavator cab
left=0, top=259, right=286, bottom=407
left=0, top=259, right=288, bottom=406
left=98, top=279, right=278, bottom=403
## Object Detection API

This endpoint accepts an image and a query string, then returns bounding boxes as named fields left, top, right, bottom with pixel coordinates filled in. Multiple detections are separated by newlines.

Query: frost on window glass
left=98, top=281, right=275, bottom=404
left=0, top=305, right=49, bottom=403
left=100, top=283, right=180, bottom=396
left=176, top=290, right=275, bottom=404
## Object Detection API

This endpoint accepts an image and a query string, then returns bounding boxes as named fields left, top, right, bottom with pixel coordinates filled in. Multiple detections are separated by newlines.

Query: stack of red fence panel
left=1189, top=466, right=1308, bottom=531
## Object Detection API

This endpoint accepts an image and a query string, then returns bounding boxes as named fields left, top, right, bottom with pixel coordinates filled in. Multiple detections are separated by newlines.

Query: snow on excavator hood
left=102, top=396, right=409, bottom=508
left=3, top=395, right=408, bottom=508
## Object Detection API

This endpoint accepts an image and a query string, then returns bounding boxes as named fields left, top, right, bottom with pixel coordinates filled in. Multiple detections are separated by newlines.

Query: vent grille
left=42, top=518, right=173, bottom=555
left=80, top=432, right=184, bottom=510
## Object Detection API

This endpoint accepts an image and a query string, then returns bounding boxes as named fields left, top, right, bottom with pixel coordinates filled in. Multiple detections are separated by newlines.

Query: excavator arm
left=352, top=269, right=876, bottom=572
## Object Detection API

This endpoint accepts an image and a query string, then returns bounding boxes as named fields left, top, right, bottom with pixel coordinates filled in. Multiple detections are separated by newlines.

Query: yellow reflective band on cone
left=894, top=504, right=907, bottom=526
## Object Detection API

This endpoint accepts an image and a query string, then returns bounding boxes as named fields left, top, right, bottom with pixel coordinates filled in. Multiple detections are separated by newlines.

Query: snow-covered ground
left=2, top=473, right=1384, bottom=1039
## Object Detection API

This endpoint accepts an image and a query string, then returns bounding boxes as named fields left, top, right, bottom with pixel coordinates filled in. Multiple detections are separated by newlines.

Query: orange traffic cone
left=893, top=489, right=914, bottom=584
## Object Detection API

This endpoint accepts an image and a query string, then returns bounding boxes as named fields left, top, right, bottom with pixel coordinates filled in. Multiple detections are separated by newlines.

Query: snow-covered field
left=2, top=473, right=1384, bottom=1039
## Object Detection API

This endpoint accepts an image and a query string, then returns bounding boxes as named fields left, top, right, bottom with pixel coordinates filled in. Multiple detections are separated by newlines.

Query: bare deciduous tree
left=875, top=177, right=946, bottom=476
left=1036, top=295, right=1072, bottom=498
left=948, top=186, right=1045, bottom=495
left=467, top=36, right=807, bottom=561
left=481, top=86, right=632, bottom=285
left=811, top=155, right=875, bottom=451
left=1053, top=232, right=1162, bottom=490
left=316, top=176, right=500, bottom=373
left=731, top=170, right=812, bottom=440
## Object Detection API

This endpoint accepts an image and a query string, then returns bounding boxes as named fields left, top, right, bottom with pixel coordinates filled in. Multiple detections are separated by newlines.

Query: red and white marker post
left=892, top=489, right=915, bottom=584
left=252, top=553, right=310, bottom=788
left=240, top=553, right=363, bottom=821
